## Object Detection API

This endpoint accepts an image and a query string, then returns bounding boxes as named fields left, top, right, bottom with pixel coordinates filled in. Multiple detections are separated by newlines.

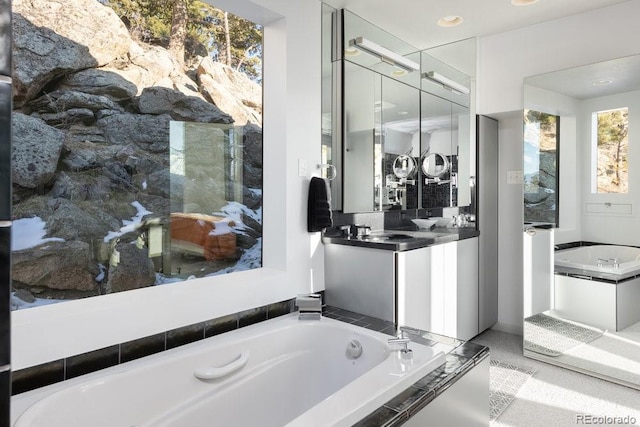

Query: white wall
left=11, top=0, right=324, bottom=370
left=478, top=0, right=640, bottom=333
left=478, top=1, right=640, bottom=115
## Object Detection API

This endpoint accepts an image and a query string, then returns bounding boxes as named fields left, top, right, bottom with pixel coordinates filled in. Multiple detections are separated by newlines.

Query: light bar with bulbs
left=350, top=37, right=420, bottom=73
left=422, top=71, right=470, bottom=95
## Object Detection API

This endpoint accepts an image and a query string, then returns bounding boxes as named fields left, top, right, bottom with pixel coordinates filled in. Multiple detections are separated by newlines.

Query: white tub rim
left=555, top=244, right=640, bottom=277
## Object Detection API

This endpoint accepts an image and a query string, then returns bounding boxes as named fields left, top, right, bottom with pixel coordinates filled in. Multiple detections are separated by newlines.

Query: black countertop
left=322, top=226, right=479, bottom=251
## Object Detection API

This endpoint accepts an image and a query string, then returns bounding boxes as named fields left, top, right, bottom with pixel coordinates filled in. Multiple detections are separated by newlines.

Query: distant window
left=523, top=110, right=559, bottom=226
left=593, top=108, right=628, bottom=194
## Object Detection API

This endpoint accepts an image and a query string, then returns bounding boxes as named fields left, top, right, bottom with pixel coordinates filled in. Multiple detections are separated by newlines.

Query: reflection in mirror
left=392, top=155, right=416, bottom=179
left=380, top=76, right=420, bottom=211
left=324, top=8, right=475, bottom=213
left=523, top=110, right=559, bottom=226
left=10, top=4, right=263, bottom=310
left=523, top=54, right=640, bottom=390
left=342, top=62, right=378, bottom=213
left=421, top=92, right=455, bottom=207
left=342, top=61, right=421, bottom=212
left=422, top=153, right=449, bottom=178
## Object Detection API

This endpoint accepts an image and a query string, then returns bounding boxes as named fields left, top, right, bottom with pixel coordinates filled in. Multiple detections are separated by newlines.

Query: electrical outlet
left=507, top=170, right=523, bottom=184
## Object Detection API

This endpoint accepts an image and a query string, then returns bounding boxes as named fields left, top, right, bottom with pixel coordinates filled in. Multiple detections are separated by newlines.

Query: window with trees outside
left=594, top=108, right=628, bottom=194
left=523, top=110, right=559, bottom=225
left=11, top=0, right=263, bottom=310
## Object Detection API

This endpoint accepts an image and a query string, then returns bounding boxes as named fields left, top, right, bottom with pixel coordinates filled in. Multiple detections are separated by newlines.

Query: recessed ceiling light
left=593, top=79, right=613, bottom=86
left=437, top=16, right=463, bottom=27
left=511, top=0, right=538, bottom=5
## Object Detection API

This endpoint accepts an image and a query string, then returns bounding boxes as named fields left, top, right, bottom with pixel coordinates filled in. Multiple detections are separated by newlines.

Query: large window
left=11, top=1, right=263, bottom=309
left=523, top=110, right=559, bottom=225
left=594, top=107, right=629, bottom=194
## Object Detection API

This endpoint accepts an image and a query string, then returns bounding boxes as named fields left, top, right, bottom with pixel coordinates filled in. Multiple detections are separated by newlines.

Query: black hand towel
left=307, top=176, right=333, bottom=232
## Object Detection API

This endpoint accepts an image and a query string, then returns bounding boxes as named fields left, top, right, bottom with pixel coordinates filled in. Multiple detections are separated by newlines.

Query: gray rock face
left=12, top=0, right=132, bottom=106
left=106, top=243, right=156, bottom=293
left=136, top=87, right=234, bottom=124
left=59, top=69, right=138, bottom=101
left=30, top=90, right=124, bottom=115
left=45, top=198, right=120, bottom=242
left=10, top=0, right=264, bottom=304
left=12, top=240, right=98, bottom=292
left=12, top=113, right=65, bottom=188
left=97, top=113, right=171, bottom=152
left=197, top=57, right=261, bottom=126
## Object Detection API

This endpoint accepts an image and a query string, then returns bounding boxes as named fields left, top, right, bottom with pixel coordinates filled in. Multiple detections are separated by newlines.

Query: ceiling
left=324, top=0, right=631, bottom=50
left=525, top=54, right=640, bottom=99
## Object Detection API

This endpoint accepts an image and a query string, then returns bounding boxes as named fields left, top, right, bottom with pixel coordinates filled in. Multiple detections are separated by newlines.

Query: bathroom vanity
left=323, top=227, right=480, bottom=340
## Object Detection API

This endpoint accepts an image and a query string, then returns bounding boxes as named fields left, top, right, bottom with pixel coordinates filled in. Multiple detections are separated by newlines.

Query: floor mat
left=524, top=313, right=604, bottom=357
left=490, top=359, right=536, bottom=422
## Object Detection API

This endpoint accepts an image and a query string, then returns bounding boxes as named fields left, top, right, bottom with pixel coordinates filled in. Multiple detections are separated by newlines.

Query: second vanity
left=323, top=226, right=480, bottom=341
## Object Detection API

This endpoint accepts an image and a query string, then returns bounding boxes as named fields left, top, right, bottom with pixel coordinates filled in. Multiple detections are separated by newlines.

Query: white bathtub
left=555, top=245, right=640, bottom=276
left=11, top=313, right=446, bottom=427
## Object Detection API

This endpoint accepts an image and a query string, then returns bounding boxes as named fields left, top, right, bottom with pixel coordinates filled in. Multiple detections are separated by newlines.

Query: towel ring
left=318, top=164, right=337, bottom=181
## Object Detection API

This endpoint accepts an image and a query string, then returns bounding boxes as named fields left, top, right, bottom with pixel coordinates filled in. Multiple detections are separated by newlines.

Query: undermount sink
left=357, top=233, right=414, bottom=242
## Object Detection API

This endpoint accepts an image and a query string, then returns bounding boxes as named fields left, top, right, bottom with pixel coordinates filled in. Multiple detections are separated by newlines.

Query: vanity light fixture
left=422, top=71, right=470, bottom=95
left=349, top=37, right=420, bottom=73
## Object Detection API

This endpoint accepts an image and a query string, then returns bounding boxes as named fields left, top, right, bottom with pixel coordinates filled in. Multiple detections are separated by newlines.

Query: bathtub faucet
left=296, top=293, right=322, bottom=320
left=387, top=335, right=413, bottom=360
left=597, top=257, right=620, bottom=269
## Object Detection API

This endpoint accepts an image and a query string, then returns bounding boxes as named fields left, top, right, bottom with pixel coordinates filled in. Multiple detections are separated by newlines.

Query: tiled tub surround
left=12, top=305, right=489, bottom=426
left=11, top=299, right=296, bottom=395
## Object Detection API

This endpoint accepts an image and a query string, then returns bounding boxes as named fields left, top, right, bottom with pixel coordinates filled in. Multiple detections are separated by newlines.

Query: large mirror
left=420, top=92, right=470, bottom=209
left=342, top=62, right=420, bottom=212
left=321, top=8, right=475, bottom=214
left=522, top=54, right=640, bottom=390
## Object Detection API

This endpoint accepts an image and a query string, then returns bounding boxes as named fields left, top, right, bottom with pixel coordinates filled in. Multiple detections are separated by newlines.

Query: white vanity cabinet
left=324, top=237, right=479, bottom=340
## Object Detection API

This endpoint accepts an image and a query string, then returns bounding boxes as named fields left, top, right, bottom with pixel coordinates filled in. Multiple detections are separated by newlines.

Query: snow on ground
left=104, top=201, right=153, bottom=242
left=12, top=217, right=65, bottom=251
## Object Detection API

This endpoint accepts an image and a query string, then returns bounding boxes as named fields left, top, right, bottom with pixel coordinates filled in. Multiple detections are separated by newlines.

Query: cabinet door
left=325, top=244, right=396, bottom=322
left=397, top=246, right=435, bottom=331
left=454, top=238, right=479, bottom=340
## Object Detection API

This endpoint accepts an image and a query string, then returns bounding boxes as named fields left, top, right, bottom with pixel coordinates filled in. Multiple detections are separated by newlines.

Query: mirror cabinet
left=322, top=7, right=473, bottom=214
